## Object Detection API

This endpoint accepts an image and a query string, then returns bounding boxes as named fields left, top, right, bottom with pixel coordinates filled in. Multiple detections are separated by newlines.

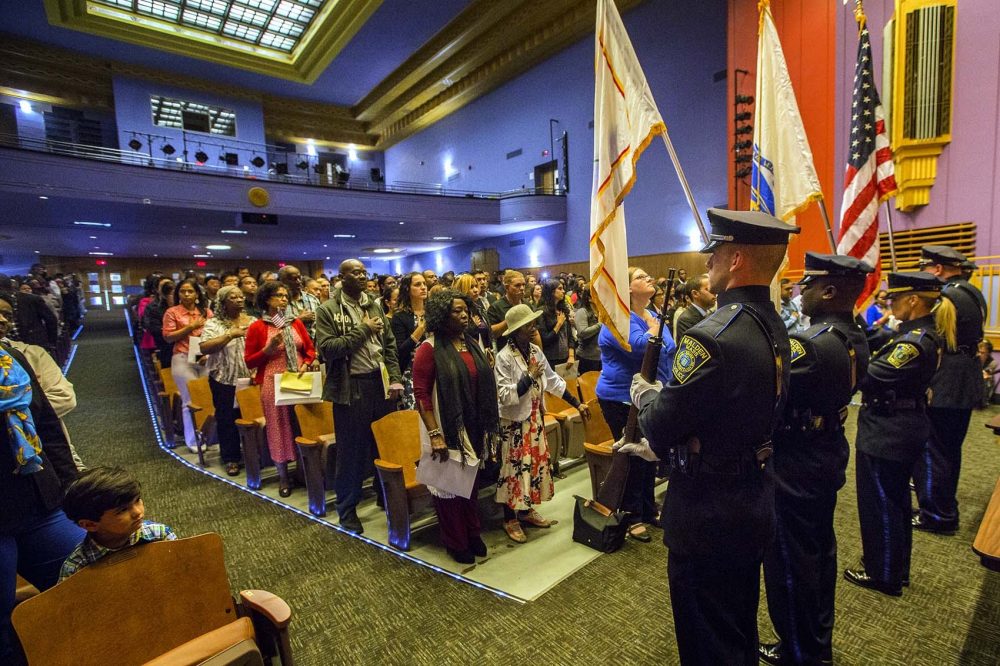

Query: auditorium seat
left=577, top=371, right=600, bottom=404
left=293, top=402, right=336, bottom=517
left=235, top=385, right=270, bottom=490
left=158, top=367, right=183, bottom=445
left=14, top=575, right=39, bottom=605
left=371, top=410, right=431, bottom=551
left=545, top=391, right=585, bottom=461
left=582, top=399, right=614, bottom=500
left=186, top=376, right=218, bottom=467
left=12, top=533, right=293, bottom=666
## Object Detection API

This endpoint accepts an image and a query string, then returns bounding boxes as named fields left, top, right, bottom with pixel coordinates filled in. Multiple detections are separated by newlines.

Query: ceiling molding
left=5, top=0, right=645, bottom=148
left=41, top=0, right=382, bottom=84
left=372, top=0, right=644, bottom=148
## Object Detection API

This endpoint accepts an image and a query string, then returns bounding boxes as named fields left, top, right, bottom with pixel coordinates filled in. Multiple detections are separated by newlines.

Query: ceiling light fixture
left=74, top=221, right=111, bottom=227
left=220, top=229, right=247, bottom=235
left=372, top=248, right=397, bottom=254
left=38, top=196, right=48, bottom=200
left=432, top=236, right=452, bottom=240
left=205, top=244, right=231, bottom=251
left=193, top=254, right=211, bottom=258
left=332, top=235, right=354, bottom=239
left=88, top=251, right=114, bottom=256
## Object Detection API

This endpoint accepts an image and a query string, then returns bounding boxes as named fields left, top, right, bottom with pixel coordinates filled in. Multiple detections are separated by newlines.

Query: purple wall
left=834, top=1, right=1000, bottom=256
left=112, top=76, right=267, bottom=174
left=387, top=0, right=729, bottom=272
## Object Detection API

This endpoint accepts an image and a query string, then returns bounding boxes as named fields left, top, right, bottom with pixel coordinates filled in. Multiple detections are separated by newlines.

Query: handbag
left=572, top=495, right=627, bottom=553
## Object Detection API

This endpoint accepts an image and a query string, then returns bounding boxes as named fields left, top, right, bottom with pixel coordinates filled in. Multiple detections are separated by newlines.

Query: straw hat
left=504, top=303, right=542, bottom=334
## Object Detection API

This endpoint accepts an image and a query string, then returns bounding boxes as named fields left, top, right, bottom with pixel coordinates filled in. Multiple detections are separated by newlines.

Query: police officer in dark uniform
left=845, top=271, right=949, bottom=596
left=759, top=253, right=872, bottom=666
left=629, top=208, right=798, bottom=665
left=912, top=245, right=986, bottom=534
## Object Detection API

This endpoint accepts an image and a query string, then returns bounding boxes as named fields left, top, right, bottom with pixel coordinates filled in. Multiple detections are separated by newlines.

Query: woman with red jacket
left=244, top=280, right=317, bottom=497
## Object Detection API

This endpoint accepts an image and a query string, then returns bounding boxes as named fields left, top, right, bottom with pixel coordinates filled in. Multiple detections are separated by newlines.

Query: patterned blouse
left=202, top=314, right=256, bottom=386
left=58, top=521, right=176, bottom=582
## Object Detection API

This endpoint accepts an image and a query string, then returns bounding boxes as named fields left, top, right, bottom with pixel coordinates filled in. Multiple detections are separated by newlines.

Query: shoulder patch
left=789, top=338, right=807, bottom=364
left=673, top=335, right=712, bottom=384
left=887, top=342, right=920, bottom=369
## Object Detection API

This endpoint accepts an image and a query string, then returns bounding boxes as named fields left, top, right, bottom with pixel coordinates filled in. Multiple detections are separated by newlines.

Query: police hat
left=886, top=271, right=943, bottom=295
left=919, top=244, right=966, bottom=268
left=699, top=208, right=800, bottom=253
left=961, top=258, right=977, bottom=271
left=798, top=252, right=874, bottom=285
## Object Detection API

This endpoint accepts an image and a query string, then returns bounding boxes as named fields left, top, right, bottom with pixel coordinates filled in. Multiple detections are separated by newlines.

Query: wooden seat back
left=371, top=410, right=422, bottom=488
left=577, top=371, right=600, bottom=403
left=12, top=534, right=235, bottom=666
left=159, top=367, right=178, bottom=396
left=186, top=376, right=216, bottom=430
left=294, top=402, right=334, bottom=443
left=236, top=384, right=264, bottom=423
left=582, top=398, right=613, bottom=445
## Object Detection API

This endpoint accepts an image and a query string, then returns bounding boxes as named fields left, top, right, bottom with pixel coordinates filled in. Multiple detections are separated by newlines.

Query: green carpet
left=63, top=310, right=1000, bottom=665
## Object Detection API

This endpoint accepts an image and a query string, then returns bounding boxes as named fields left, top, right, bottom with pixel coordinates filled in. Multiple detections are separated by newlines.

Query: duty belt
left=667, top=437, right=772, bottom=478
left=862, top=394, right=926, bottom=411
left=783, top=407, right=849, bottom=433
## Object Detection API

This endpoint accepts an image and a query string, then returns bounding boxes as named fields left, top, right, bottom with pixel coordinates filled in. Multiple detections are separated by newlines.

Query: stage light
left=128, top=137, right=143, bottom=151
left=205, top=244, right=231, bottom=251
left=18, top=100, right=32, bottom=113
left=194, top=150, right=209, bottom=164
left=161, top=143, right=176, bottom=156
left=250, top=156, right=265, bottom=168
left=296, top=160, right=309, bottom=170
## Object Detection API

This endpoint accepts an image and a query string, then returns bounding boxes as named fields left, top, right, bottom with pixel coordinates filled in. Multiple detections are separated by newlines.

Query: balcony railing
left=0, top=132, right=565, bottom=200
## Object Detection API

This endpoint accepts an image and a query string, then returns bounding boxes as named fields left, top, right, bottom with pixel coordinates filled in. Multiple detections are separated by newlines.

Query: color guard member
left=759, top=253, right=872, bottom=665
left=845, top=271, right=951, bottom=596
left=912, top=245, right=987, bottom=534
left=629, top=208, right=798, bottom=665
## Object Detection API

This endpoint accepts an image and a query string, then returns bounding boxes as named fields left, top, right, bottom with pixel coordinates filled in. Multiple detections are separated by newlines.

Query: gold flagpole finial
left=854, top=0, right=867, bottom=29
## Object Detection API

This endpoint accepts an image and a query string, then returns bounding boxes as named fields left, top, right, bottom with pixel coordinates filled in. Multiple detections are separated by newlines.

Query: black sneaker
left=470, top=537, right=488, bottom=558
left=447, top=548, right=475, bottom=564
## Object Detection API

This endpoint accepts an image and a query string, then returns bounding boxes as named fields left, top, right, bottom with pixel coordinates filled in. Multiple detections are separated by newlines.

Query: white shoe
left=186, top=444, right=201, bottom=454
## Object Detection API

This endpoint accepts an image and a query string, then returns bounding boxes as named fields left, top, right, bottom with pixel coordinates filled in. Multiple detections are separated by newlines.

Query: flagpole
left=817, top=197, right=838, bottom=252
left=883, top=200, right=899, bottom=270
left=659, top=133, right=709, bottom=242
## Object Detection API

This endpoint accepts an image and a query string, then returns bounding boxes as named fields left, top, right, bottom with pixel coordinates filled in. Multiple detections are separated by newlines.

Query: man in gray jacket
left=315, top=259, right=403, bottom=534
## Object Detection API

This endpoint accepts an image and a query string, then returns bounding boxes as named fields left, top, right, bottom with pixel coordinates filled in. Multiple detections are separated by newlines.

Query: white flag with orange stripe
left=590, top=0, right=667, bottom=351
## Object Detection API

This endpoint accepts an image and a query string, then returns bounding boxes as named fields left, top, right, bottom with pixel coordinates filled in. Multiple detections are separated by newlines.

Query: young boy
left=58, top=466, right=176, bottom=582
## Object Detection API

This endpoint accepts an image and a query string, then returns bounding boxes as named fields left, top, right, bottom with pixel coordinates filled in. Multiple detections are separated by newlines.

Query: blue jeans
left=1, top=508, right=85, bottom=659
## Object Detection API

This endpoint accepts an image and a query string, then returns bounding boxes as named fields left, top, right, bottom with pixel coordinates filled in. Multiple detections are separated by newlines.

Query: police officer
left=759, top=253, right=872, bottom=666
left=845, top=271, right=951, bottom=596
left=629, top=208, right=798, bottom=665
left=912, top=245, right=986, bottom=534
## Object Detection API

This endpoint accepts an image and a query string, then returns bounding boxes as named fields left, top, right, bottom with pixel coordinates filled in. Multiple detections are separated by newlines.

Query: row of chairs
left=140, top=353, right=617, bottom=551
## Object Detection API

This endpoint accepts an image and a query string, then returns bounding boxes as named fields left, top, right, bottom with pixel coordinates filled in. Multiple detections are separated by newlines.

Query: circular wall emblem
left=248, top=187, right=270, bottom=207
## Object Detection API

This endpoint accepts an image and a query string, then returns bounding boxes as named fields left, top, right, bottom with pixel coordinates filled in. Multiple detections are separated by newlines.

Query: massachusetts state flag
left=751, top=2, right=823, bottom=221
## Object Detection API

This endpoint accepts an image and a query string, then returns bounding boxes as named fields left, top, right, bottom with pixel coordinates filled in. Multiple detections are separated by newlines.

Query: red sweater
left=243, top=318, right=316, bottom=385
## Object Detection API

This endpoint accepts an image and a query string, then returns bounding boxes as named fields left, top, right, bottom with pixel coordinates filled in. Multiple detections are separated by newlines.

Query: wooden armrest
left=556, top=408, right=580, bottom=419
left=548, top=413, right=567, bottom=422
left=295, top=436, right=318, bottom=447
left=187, top=403, right=204, bottom=413
left=375, top=458, right=403, bottom=472
left=235, top=419, right=258, bottom=427
left=240, top=590, right=292, bottom=629
left=317, top=433, right=335, bottom=446
left=143, top=617, right=254, bottom=666
left=583, top=441, right=614, bottom=455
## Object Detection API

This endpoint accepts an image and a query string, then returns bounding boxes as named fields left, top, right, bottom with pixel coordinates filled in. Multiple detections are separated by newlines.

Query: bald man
left=314, top=259, right=404, bottom=534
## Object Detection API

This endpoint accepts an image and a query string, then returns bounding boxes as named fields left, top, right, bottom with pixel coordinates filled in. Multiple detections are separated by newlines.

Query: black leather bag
left=572, top=495, right=627, bottom=553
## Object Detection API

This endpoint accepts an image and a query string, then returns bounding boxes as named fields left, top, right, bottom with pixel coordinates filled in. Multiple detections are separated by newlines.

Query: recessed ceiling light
left=193, top=254, right=211, bottom=258
left=399, top=222, right=405, bottom=225
left=153, top=254, right=158, bottom=257
left=372, top=248, right=396, bottom=254
left=302, top=251, right=307, bottom=255
left=433, top=236, right=452, bottom=240
left=205, top=244, right=231, bottom=250
left=38, top=196, right=48, bottom=200
left=74, top=221, right=111, bottom=227
left=89, top=236, right=97, bottom=239
left=220, top=229, right=247, bottom=235
left=89, top=251, right=113, bottom=256
left=359, top=256, right=371, bottom=259
left=325, top=256, right=330, bottom=260
left=34, top=250, right=40, bottom=254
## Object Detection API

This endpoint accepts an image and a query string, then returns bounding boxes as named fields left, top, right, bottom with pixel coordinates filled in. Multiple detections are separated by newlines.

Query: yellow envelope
left=279, top=372, right=314, bottom=393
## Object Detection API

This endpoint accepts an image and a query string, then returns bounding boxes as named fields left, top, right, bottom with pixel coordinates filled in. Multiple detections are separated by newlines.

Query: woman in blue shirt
left=596, top=266, right=676, bottom=542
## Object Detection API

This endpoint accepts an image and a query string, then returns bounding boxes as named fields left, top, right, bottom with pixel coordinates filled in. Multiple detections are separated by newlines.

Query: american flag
left=836, top=24, right=897, bottom=305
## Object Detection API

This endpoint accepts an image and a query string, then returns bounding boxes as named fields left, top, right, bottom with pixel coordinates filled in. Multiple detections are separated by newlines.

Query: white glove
left=612, top=436, right=660, bottom=462
left=630, top=373, right=662, bottom=407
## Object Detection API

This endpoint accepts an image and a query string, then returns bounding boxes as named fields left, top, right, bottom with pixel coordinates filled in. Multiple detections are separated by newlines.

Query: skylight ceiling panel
left=227, top=4, right=270, bottom=27
left=267, top=16, right=305, bottom=38
left=222, top=20, right=262, bottom=41
left=134, top=0, right=182, bottom=20
left=186, top=0, right=230, bottom=17
left=275, top=1, right=315, bottom=23
left=181, top=8, right=223, bottom=31
left=237, top=0, right=279, bottom=12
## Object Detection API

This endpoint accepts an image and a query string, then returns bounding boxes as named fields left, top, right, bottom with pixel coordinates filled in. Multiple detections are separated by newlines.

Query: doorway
left=534, top=160, right=557, bottom=194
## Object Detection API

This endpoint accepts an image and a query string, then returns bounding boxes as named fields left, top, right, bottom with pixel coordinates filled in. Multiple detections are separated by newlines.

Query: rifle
left=596, top=268, right=676, bottom=510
